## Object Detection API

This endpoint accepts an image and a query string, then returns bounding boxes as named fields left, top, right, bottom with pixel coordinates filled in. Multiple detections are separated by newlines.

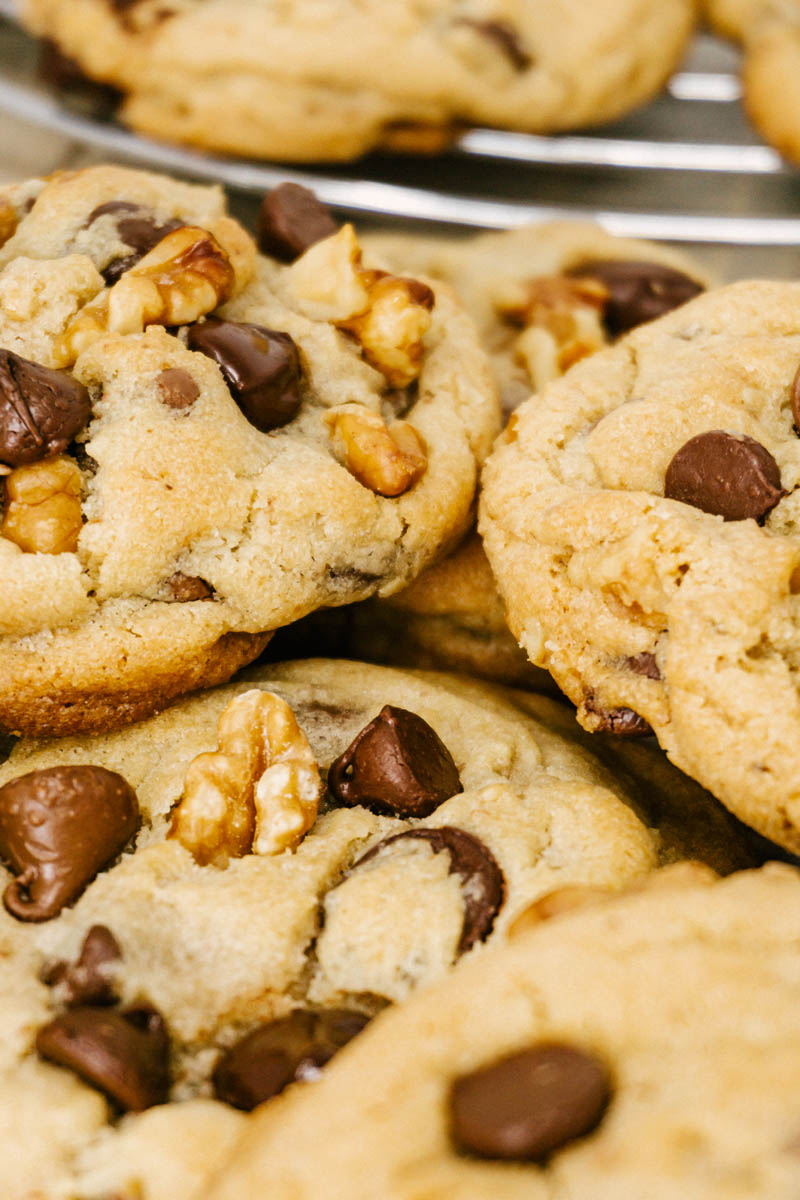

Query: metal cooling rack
left=2, top=3, right=800, bottom=269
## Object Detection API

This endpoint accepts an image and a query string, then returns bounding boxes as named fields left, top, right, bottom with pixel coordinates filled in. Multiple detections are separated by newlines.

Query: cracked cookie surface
left=203, top=864, right=800, bottom=1200
left=345, top=224, right=704, bottom=686
left=0, top=658, right=755, bottom=1199
left=481, top=279, right=800, bottom=852
left=23, top=0, right=695, bottom=161
left=0, top=166, right=498, bottom=735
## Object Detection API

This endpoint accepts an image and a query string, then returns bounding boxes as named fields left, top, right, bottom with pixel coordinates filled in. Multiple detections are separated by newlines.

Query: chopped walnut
left=53, top=218, right=254, bottom=367
left=169, top=689, right=322, bottom=866
left=325, top=404, right=427, bottom=497
left=0, top=200, right=17, bottom=250
left=284, top=223, right=434, bottom=385
left=496, top=275, right=608, bottom=391
left=0, top=456, right=82, bottom=554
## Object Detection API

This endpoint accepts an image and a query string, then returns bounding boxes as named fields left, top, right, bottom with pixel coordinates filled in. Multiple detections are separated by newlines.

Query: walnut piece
left=496, top=275, right=608, bottom=391
left=169, top=689, right=322, bottom=866
left=53, top=218, right=254, bottom=367
left=325, top=404, right=427, bottom=497
left=284, top=224, right=434, bottom=385
left=0, top=456, right=82, bottom=554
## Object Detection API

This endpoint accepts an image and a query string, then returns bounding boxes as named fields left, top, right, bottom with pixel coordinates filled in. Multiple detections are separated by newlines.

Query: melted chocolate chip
left=157, top=368, right=199, bottom=410
left=257, top=183, right=339, bottom=263
left=42, top=925, right=122, bottom=1007
left=0, top=349, right=90, bottom=467
left=213, top=1009, right=370, bottom=1111
left=625, top=652, right=661, bottom=680
left=451, top=1043, right=611, bottom=1160
left=0, top=766, right=139, bottom=921
left=567, top=261, right=703, bottom=336
left=584, top=701, right=652, bottom=738
left=86, top=202, right=182, bottom=284
left=187, top=319, right=302, bottom=433
left=328, top=705, right=462, bottom=817
left=664, top=431, right=786, bottom=523
left=353, top=826, right=504, bottom=953
left=455, top=18, right=531, bottom=70
left=36, top=1005, right=169, bottom=1111
left=167, top=572, right=214, bottom=602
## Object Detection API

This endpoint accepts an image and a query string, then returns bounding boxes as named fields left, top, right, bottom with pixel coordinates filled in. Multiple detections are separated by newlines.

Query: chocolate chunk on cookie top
left=328, top=706, right=462, bottom=816
left=451, top=1043, right=611, bottom=1160
left=665, top=430, right=786, bottom=522
left=257, top=183, right=339, bottom=263
left=0, top=765, right=139, bottom=921
left=0, top=349, right=90, bottom=466
left=187, top=319, right=302, bottom=432
left=569, top=260, right=703, bottom=335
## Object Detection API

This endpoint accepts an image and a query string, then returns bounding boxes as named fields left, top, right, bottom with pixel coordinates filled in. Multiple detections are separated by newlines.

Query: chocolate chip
left=0, top=766, right=139, bottom=921
left=167, top=572, right=214, bottom=602
left=0, top=349, right=90, bottom=467
left=584, top=701, right=652, bottom=738
left=257, top=183, right=338, bottom=263
left=664, top=430, right=786, bottom=523
left=187, top=319, right=302, bottom=433
left=625, top=652, right=661, bottom=680
left=86, top=202, right=182, bottom=284
left=42, top=925, right=122, bottom=1007
left=37, top=39, right=123, bottom=112
left=454, top=18, right=531, bottom=70
left=791, top=365, right=800, bottom=433
left=36, top=1005, right=169, bottom=1112
left=353, top=826, right=504, bottom=953
left=157, top=368, right=199, bottom=410
left=328, top=705, right=462, bottom=817
left=213, top=1009, right=370, bottom=1111
left=451, top=1043, right=611, bottom=1160
left=567, top=261, right=703, bottom=336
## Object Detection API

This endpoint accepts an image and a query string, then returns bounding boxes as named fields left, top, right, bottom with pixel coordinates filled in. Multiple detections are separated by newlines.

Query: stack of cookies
left=0, top=163, right=798, bottom=1200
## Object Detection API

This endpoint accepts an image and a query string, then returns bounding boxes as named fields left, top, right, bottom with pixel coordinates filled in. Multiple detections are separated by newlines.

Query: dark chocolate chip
left=451, top=1043, right=611, bottom=1160
left=187, top=318, right=302, bottom=433
left=42, top=925, right=122, bottom=1007
left=36, top=1005, right=169, bottom=1112
left=213, top=1009, right=370, bottom=1111
left=625, top=652, right=661, bottom=680
left=157, top=368, right=199, bottom=410
left=567, top=261, right=703, bottom=336
left=257, top=183, right=338, bottom=263
left=86, top=202, right=182, bottom=284
left=167, top=572, right=214, bottom=602
left=0, top=349, right=90, bottom=467
left=0, top=766, right=139, bottom=921
left=454, top=18, right=531, bottom=70
left=352, top=826, right=504, bottom=953
left=328, top=705, right=462, bottom=817
left=584, top=701, right=652, bottom=738
left=664, top=430, right=786, bottom=523
left=791, top=364, right=800, bottom=433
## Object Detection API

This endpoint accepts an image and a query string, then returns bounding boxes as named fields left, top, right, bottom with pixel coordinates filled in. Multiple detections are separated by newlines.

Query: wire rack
left=2, top=5, right=800, bottom=275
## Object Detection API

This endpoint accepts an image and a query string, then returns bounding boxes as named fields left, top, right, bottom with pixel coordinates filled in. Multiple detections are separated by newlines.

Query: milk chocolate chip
left=36, top=1005, right=169, bottom=1111
left=213, top=1009, right=369, bottom=1111
left=0, top=765, right=139, bottom=921
left=87, top=201, right=182, bottom=284
left=455, top=18, right=531, bottom=69
left=568, top=261, right=703, bottom=336
left=625, top=652, right=661, bottom=680
left=167, top=571, right=214, bottom=601
left=665, top=430, right=786, bottom=522
left=187, top=318, right=302, bottom=432
left=157, top=368, right=199, bottom=410
left=791, top=365, right=800, bottom=432
left=451, top=1043, right=611, bottom=1160
left=0, top=349, right=90, bottom=467
left=257, top=183, right=338, bottom=263
left=353, top=826, right=504, bottom=952
left=584, top=699, right=652, bottom=738
left=328, top=705, right=462, bottom=816
left=42, top=924, right=122, bottom=1007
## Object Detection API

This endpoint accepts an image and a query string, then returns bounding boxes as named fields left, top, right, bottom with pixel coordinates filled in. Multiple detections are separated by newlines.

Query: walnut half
left=169, top=689, right=322, bottom=866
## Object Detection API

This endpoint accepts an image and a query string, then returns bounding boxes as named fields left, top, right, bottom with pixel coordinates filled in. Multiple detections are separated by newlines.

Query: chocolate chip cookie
left=481, top=279, right=800, bottom=853
left=0, top=658, right=755, bottom=1199
left=344, top=225, right=704, bottom=686
left=22, top=1, right=696, bottom=161
left=0, top=166, right=498, bottom=735
left=203, top=863, right=800, bottom=1200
